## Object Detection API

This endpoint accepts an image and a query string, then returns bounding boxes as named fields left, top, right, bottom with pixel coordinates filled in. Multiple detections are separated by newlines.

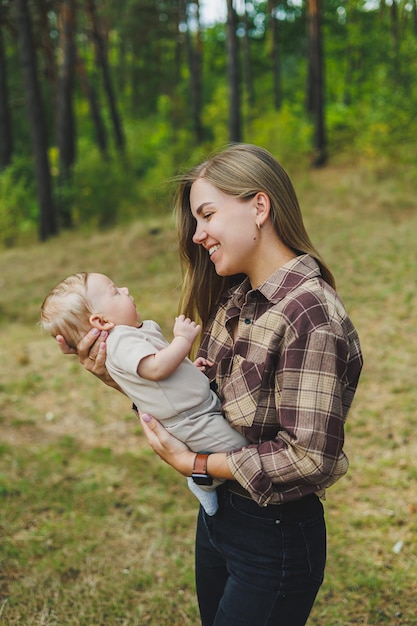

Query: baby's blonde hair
left=40, top=272, right=93, bottom=350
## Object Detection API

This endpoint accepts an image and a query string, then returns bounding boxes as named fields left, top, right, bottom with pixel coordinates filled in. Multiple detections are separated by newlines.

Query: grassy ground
left=0, top=159, right=416, bottom=625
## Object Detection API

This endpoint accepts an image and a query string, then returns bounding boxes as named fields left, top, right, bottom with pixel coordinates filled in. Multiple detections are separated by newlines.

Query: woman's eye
left=203, top=212, right=212, bottom=220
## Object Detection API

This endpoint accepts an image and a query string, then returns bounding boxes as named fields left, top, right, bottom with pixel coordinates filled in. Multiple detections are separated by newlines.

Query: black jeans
left=195, top=487, right=326, bottom=626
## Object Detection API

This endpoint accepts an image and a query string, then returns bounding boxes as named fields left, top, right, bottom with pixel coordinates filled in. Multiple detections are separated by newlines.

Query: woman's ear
left=89, top=314, right=115, bottom=331
left=254, top=192, right=271, bottom=227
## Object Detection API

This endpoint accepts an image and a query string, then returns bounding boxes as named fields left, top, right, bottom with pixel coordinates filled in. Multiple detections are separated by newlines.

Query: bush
left=250, top=102, right=313, bottom=166
left=0, top=157, right=39, bottom=247
left=71, top=139, right=136, bottom=228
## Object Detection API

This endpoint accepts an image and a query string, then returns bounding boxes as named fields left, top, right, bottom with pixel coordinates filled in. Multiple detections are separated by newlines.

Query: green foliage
left=71, top=142, right=135, bottom=228
left=323, top=1, right=417, bottom=158
left=0, top=157, right=39, bottom=246
left=326, top=87, right=417, bottom=160
left=130, top=95, right=197, bottom=210
left=249, top=102, right=313, bottom=165
left=2, top=0, right=417, bottom=247
left=58, top=96, right=205, bottom=230
left=200, top=84, right=229, bottom=147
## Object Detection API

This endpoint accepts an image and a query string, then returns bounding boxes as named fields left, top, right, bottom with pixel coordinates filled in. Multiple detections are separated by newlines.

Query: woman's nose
left=121, top=287, right=129, bottom=295
left=192, top=226, right=207, bottom=244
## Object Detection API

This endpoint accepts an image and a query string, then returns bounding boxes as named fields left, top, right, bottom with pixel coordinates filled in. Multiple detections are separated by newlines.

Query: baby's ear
left=89, top=314, right=115, bottom=331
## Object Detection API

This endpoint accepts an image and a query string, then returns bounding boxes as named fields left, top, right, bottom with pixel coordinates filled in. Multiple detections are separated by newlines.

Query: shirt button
left=244, top=318, right=251, bottom=325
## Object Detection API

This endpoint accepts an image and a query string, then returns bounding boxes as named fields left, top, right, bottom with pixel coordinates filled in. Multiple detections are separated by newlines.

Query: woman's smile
left=208, top=244, right=220, bottom=258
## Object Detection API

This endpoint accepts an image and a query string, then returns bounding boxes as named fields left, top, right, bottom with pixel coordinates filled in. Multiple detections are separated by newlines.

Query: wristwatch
left=191, top=453, right=213, bottom=486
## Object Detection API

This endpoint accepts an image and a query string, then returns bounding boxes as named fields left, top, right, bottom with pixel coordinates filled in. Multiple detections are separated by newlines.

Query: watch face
left=192, top=473, right=213, bottom=486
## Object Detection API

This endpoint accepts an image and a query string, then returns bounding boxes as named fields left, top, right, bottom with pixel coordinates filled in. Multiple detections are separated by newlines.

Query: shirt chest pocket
left=221, top=355, right=265, bottom=428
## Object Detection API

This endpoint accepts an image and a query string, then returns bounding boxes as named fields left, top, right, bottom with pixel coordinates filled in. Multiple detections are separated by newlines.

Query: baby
left=41, top=272, right=248, bottom=515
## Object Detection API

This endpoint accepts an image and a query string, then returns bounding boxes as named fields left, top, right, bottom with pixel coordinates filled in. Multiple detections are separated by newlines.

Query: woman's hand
left=140, top=413, right=195, bottom=477
left=56, top=328, right=121, bottom=390
left=140, top=413, right=234, bottom=481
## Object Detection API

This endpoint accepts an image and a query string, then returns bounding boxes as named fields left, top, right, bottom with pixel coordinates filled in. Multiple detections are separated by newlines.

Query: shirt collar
left=227, top=254, right=322, bottom=306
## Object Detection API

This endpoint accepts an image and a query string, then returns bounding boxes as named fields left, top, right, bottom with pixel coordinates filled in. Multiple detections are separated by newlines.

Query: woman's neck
left=249, top=241, right=296, bottom=289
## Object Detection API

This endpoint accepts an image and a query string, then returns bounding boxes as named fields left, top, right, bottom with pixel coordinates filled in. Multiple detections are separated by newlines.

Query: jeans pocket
left=298, top=514, right=327, bottom=584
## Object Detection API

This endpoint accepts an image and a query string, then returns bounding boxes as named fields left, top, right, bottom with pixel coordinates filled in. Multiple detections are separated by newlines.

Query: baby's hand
left=194, top=357, right=214, bottom=372
left=173, top=314, right=201, bottom=345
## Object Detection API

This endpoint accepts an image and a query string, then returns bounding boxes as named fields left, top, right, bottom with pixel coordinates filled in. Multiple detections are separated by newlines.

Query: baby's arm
left=137, top=315, right=200, bottom=381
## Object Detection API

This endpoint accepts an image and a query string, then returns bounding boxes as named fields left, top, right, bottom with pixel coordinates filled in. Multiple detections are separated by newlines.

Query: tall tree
left=37, top=0, right=58, bottom=93
left=307, top=0, right=326, bottom=166
left=0, top=4, right=13, bottom=169
left=56, top=0, right=77, bottom=228
left=76, top=52, right=108, bottom=156
left=191, top=1, right=203, bottom=142
left=86, top=0, right=125, bottom=153
left=180, top=0, right=203, bottom=142
left=240, top=4, right=255, bottom=109
left=15, top=0, right=56, bottom=240
left=267, top=0, right=281, bottom=110
left=226, top=0, right=241, bottom=142
left=389, top=0, right=400, bottom=69
left=413, top=0, right=417, bottom=36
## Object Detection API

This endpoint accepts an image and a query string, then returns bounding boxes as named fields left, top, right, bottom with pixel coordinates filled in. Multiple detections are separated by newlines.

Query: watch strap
left=193, top=453, right=210, bottom=476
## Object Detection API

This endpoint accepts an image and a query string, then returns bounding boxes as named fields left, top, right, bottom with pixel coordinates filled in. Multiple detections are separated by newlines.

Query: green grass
left=0, top=159, right=416, bottom=624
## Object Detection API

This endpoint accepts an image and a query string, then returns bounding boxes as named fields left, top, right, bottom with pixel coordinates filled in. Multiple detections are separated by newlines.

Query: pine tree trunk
left=191, top=1, right=203, bottom=142
left=76, top=53, right=108, bottom=156
left=268, top=0, right=281, bottom=110
left=413, top=0, right=417, bottom=36
left=226, top=0, right=241, bottom=142
left=15, top=0, right=57, bottom=240
left=241, top=7, right=255, bottom=109
left=56, top=0, right=77, bottom=228
left=181, top=0, right=203, bottom=143
left=307, top=0, right=327, bottom=167
left=0, top=5, right=13, bottom=169
left=86, top=0, right=125, bottom=153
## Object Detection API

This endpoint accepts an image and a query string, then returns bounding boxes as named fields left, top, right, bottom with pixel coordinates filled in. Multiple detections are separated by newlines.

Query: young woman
left=58, top=144, right=363, bottom=626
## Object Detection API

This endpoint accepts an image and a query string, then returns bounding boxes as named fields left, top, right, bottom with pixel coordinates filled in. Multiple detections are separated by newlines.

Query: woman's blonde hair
left=175, top=143, right=335, bottom=328
left=40, top=272, right=93, bottom=350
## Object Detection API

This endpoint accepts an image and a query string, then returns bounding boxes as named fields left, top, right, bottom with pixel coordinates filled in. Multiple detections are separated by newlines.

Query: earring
left=256, top=220, right=261, bottom=230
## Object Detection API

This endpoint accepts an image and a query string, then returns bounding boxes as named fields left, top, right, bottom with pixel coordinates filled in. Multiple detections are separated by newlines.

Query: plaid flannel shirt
left=198, top=254, right=363, bottom=506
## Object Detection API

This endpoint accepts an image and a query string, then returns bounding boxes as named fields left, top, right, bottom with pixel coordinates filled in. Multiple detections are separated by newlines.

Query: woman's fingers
left=140, top=413, right=167, bottom=452
left=56, top=327, right=119, bottom=389
left=77, top=328, right=102, bottom=362
left=84, top=339, right=108, bottom=376
left=56, top=334, right=77, bottom=355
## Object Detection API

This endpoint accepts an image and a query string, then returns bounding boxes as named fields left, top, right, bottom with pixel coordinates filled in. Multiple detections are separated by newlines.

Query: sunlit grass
left=0, top=158, right=416, bottom=624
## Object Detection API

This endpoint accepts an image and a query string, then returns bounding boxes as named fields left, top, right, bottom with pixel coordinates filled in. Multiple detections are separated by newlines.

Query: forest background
left=1, top=0, right=416, bottom=244
left=0, top=0, right=417, bottom=625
